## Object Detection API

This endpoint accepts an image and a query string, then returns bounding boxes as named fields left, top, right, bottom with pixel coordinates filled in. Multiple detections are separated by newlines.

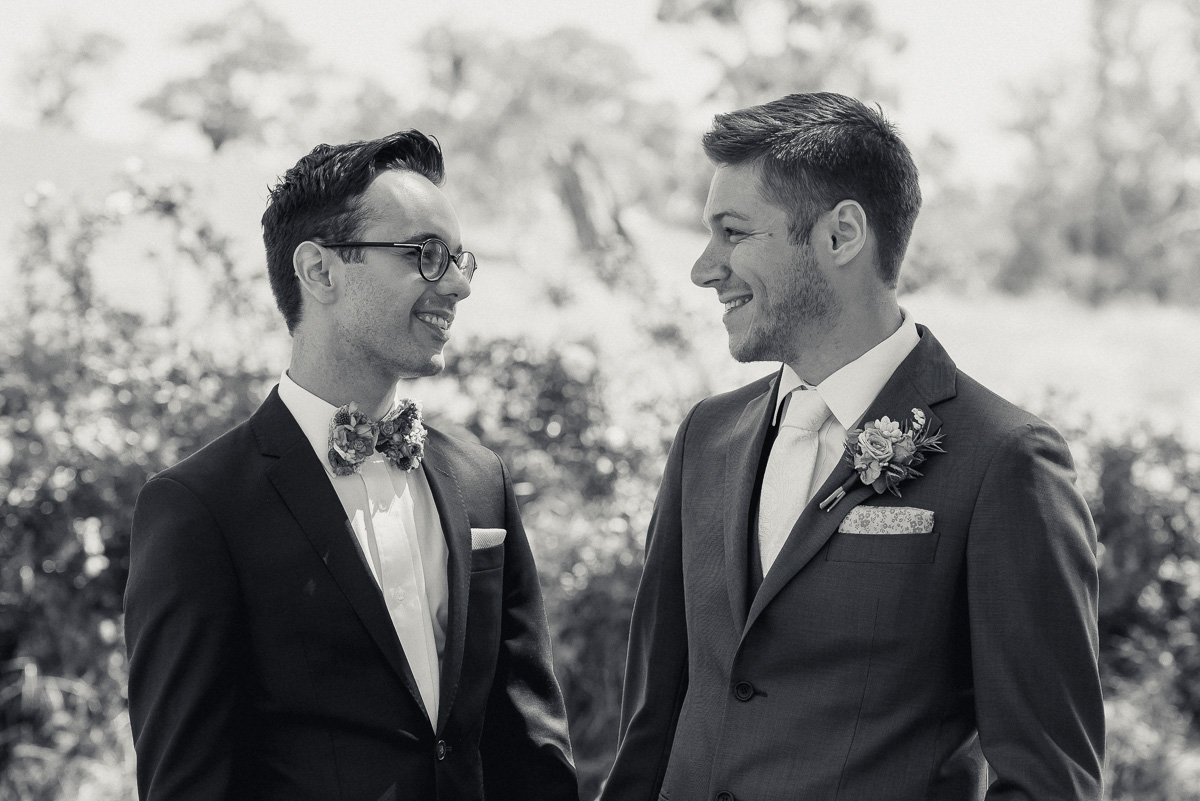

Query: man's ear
left=817, top=199, right=868, bottom=268
left=293, top=241, right=339, bottom=306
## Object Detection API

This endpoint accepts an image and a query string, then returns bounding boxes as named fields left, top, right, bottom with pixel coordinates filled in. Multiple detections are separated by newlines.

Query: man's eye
left=724, top=228, right=746, bottom=240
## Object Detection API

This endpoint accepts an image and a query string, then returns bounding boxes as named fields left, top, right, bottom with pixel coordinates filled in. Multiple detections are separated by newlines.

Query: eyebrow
left=703, top=210, right=752, bottom=226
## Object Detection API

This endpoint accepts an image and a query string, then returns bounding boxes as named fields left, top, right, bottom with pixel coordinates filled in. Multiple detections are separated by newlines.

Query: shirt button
left=716, top=792, right=735, bottom=801
left=733, top=681, right=754, bottom=701
left=435, top=739, right=447, bottom=760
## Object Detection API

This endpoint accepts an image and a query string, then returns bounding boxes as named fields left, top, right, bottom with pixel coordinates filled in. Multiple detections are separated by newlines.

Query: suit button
left=733, top=681, right=754, bottom=701
left=716, top=793, right=735, bottom=801
left=435, top=739, right=447, bottom=760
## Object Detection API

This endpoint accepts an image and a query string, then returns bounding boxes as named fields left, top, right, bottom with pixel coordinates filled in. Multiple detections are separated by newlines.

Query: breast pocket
left=826, top=531, right=940, bottom=564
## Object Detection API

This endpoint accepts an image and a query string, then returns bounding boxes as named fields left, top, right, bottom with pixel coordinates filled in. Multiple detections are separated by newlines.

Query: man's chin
left=728, top=332, right=779, bottom=364
left=397, top=353, right=445, bottom=380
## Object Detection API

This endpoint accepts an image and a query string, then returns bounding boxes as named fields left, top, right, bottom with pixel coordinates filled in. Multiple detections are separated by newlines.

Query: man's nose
left=691, top=239, right=728, bottom=288
left=435, top=262, right=472, bottom=300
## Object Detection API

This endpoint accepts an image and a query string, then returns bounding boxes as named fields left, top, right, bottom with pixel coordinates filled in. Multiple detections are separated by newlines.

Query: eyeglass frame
left=320, top=238, right=477, bottom=283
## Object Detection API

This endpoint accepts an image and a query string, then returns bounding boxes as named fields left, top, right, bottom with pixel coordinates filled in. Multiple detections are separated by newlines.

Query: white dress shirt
left=772, top=311, right=921, bottom=505
left=278, top=371, right=449, bottom=723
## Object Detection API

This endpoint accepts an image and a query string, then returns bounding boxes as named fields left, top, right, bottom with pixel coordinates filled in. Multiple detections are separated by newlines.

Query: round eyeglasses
left=322, top=238, right=476, bottom=283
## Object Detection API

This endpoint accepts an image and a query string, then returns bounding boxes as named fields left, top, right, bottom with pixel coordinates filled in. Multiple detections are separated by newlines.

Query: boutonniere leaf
left=819, top=407, right=944, bottom=511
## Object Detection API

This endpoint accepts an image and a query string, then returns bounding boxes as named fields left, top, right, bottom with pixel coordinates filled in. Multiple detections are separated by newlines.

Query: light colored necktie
left=758, top=387, right=830, bottom=575
left=358, top=455, right=441, bottom=723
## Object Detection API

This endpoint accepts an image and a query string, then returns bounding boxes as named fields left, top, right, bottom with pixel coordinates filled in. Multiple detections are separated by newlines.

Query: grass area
left=903, top=289, right=1200, bottom=442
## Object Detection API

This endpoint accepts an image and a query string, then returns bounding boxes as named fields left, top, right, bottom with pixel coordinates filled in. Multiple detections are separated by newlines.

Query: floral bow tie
left=327, top=400, right=426, bottom=476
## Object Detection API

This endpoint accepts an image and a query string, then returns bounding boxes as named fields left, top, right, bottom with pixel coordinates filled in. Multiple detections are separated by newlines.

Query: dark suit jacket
left=602, top=326, right=1104, bottom=801
left=124, top=387, right=578, bottom=801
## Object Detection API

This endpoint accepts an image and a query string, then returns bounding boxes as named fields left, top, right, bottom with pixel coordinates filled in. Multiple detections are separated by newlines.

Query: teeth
left=724, top=298, right=749, bottom=312
left=416, top=313, right=450, bottom=331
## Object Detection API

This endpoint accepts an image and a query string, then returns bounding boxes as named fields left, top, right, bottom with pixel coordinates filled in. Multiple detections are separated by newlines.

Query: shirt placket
left=359, top=455, right=440, bottom=723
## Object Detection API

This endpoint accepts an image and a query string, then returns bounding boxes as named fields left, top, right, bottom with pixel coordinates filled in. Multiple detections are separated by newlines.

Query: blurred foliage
left=15, top=26, right=123, bottom=130
left=409, top=24, right=688, bottom=281
left=1065, top=424, right=1200, bottom=797
left=139, top=2, right=318, bottom=152
left=657, top=0, right=904, bottom=107
left=1002, top=0, right=1200, bottom=303
left=0, top=171, right=680, bottom=799
left=0, top=171, right=276, bottom=800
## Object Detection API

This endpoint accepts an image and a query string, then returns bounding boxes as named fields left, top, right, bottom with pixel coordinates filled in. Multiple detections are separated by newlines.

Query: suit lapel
left=743, top=328, right=956, bottom=635
left=418, top=442, right=471, bottom=735
left=723, top=374, right=780, bottom=628
left=252, top=390, right=429, bottom=717
left=743, top=459, right=873, bottom=633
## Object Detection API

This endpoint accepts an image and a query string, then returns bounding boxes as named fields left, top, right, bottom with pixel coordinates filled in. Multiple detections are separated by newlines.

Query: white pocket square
left=838, top=506, right=934, bottom=535
left=470, top=528, right=507, bottom=549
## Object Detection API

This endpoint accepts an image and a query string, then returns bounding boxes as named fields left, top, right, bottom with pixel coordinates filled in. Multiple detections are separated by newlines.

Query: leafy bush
left=1074, top=427, right=1200, bottom=796
left=0, top=174, right=274, bottom=800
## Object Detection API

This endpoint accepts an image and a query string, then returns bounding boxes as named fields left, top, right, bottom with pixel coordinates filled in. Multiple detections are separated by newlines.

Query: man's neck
left=288, top=335, right=398, bottom=419
left=785, top=301, right=902, bottom=385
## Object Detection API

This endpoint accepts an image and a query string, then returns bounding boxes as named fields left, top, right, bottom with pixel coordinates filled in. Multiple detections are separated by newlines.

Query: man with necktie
left=124, top=131, right=578, bottom=801
left=601, top=93, right=1105, bottom=800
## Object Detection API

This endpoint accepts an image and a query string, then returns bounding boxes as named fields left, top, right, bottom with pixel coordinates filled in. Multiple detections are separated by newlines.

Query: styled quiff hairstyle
left=261, top=130, right=445, bottom=332
left=702, top=92, right=921, bottom=287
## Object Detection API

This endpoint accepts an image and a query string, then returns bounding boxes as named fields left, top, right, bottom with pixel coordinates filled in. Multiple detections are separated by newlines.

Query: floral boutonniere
left=327, top=400, right=426, bottom=477
left=819, top=407, right=945, bottom=511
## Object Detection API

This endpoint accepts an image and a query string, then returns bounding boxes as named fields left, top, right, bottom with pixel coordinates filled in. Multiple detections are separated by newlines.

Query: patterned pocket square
left=838, top=506, right=934, bottom=535
left=470, top=528, right=506, bottom=549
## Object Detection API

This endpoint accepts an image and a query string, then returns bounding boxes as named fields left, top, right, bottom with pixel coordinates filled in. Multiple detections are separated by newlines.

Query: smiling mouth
left=415, top=312, right=452, bottom=332
left=723, top=297, right=750, bottom=314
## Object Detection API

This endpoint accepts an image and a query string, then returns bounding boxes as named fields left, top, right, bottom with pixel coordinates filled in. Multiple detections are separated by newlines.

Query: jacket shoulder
left=939, top=369, right=1081, bottom=475
left=424, top=425, right=508, bottom=492
left=691, top=372, right=777, bottom=421
left=949, top=369, right=1057, bottom=436
left=425, top=425, right=502, bottom=468
left=146, top=417, right=262, bottom=499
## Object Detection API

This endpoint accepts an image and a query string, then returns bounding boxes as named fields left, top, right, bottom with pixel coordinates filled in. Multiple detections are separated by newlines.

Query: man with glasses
left=124, top=131, right=579, bottom=801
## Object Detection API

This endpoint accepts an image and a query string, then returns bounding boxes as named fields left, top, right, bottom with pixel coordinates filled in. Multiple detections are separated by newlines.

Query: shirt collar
left=277, top=370, right=343, bottom=476
left=772, top=309, right=920, bottom=428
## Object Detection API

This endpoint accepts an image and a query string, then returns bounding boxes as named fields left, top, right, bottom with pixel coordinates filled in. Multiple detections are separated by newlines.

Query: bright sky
left=0, top=0, right=1091, bottom=185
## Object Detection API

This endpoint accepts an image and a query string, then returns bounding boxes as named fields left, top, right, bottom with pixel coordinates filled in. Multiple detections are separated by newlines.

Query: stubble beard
left=405, top=352, right=446, bottom=379
left=339, top=279, right=450, bottom=381
left=334, top=317, right=447, bottom=388
left=729, top=244, right=838, bottom=364
left=376, top=341, right=446, bottom=381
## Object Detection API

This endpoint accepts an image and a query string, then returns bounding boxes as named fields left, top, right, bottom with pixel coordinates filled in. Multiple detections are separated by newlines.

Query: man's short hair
left=262, top=130, right=446, bottom=332
left=702, top=92, right=921, bottom=287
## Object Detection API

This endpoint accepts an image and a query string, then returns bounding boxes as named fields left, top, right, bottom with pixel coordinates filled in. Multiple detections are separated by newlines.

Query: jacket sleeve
left=124, top=476, right=245, bottom=801
left=968, top=423, right=1105, bottom=799
left=599, top=406, right=695, bottom=801
left=479, top=456, right=580, bottom=801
